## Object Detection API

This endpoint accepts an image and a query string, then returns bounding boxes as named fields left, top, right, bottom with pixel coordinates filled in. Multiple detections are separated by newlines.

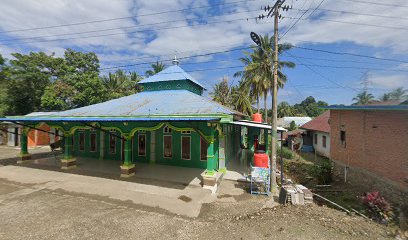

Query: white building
left=300, top=111, right=330, bottom=158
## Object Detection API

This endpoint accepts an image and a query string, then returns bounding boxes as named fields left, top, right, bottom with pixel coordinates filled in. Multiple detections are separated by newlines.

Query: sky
left=0, top=0, right=407, bottom=106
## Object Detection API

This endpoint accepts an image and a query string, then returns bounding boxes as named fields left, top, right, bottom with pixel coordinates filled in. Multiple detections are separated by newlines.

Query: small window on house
left=314, top=134, right=318, bottom=145
left=340, top=130, right=346, bottom=147
left=163, top=125, right=172, bottom=134
left=166, top=85, right=171, bottom=89
left=158, top=85, right=162, bottom=89
left=181, top=130, right=191, bottom=134
left=176, top=84, right=181, bottom=88
left=138, top=134, right=146, bottom=156
left=181, top=136, right=191, bottom=160
left=200, top=137, right=208, bottom=161
left=109, top=133, right=116, bottom=154
left=90, top=132, right=97, bottom=152
left=322, top=135, right=327, bottom=148
left=163, top=135, right=172, bottom=158
left=79, top=132, right=85, bottom=151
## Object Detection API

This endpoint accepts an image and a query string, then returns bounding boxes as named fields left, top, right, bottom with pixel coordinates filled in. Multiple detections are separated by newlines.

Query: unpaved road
left=0, top=176, right=398, bottom=240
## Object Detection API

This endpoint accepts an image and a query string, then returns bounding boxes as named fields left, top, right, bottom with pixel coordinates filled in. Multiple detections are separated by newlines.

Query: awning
left=228, top=120, right=287, bottom=132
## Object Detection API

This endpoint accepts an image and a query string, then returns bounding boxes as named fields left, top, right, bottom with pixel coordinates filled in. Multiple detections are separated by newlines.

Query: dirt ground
left=0, top=177, right=402, bottom=240
left=0, top=146, right=404, bottom=240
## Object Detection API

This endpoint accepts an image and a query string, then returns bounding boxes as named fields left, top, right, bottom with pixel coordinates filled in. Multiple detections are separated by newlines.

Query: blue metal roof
left=0, top=117, right=220, bottom=122
left=139, top=65, right=206, bottom=89
left=27, top=90, right=236, bottom=118
left=325, top=105, right=408, bottom=111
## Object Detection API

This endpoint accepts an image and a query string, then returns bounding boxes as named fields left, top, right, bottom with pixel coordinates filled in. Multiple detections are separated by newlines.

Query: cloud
left=368, top=74, right=408, bottom=89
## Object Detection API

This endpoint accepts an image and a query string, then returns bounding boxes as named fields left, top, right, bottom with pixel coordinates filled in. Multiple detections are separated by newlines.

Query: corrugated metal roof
left=325, top=105, right=408, bottom=111
left=24, top=111, right=60, bottom=117
left=43, top=90, right=235, bottom=117
left=229, top=120, right=287, bottom=132
left=139, top=65, right=206, bottom=89
left=277, top=117, right=312, bottom=127
left=301, top=111, right=330, bottom=133
left=0, top=117, right=219, bottom=122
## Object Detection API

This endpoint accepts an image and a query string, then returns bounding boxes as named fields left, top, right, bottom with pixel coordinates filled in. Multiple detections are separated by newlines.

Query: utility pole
left=252, top=0, right=290, bottom=194
left=270, top=2, right=280, bottom=194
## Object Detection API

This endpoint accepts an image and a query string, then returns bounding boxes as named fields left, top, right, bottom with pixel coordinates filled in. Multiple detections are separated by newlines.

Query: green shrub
left=310, top=159, right=333, bottom=184
left=277, top=146, right=295, bottom=160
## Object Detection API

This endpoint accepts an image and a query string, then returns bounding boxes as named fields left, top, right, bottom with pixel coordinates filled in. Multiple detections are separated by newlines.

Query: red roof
left=301, top=111, right=330, bottom=133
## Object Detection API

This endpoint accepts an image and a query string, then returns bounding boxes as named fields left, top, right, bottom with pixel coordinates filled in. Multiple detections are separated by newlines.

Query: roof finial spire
left=172, top=55, right=179, bottom=65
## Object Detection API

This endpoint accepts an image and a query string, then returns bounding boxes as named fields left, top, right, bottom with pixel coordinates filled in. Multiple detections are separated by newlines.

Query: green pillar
left=264, top=128, right=269, bottom=154
left=206, top=128, right=216, bottom=175
left=18, top=129, right=31, bottom=163
left=120, top=136, right=135, bottom=178
left=64, top=134, right=73, bottom=159
left=61, top=134, right=76, bottom=170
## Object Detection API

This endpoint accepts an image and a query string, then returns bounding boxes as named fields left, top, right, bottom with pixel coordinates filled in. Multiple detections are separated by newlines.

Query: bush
left=310, top=159, right=333, bottom=184
left=277, top=146, right=295, bottom=159
left=361, top=191, right=394, bottom=223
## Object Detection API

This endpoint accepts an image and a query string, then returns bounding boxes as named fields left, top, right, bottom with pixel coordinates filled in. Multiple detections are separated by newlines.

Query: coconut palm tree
left=101, top=70, right=142, bottom=99
left=230, top=83, right=254, bottom=116
left=352, top=91, right=375, bottom=105
left=379, top=93, right=391, bottom=102
left=145, top=61, right=165, bottom=77
left=211, top=77, right=231, bottom=106
left=277, top=101, right=294, bottom=118
left=234, top=34, right=295, bottom=121
left=388, top=87, right=407, bottom=100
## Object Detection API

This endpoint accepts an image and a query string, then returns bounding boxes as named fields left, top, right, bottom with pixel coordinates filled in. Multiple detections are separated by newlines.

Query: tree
left=388, top=87, right=407, bottom=100
left=145, top=61, right=165, bottom=77
left=0, top=54, right=8, bottom=116
left=5, top=52, right=59, bottom=115
left=235, top=34, right=295, bottom=120
left=101, top=69, right=142, bottom=100
left=277, top=101, right=294, bottom=118
left=288, top=120, right=297, bottom=131
left=293, top=96, right=328, bottom=117
left=379, top=93, right=391, bottom=102
left=211, top=77, right=231, bottom=106
left=352, top=91, right=375, bottom=105
left=41, top=49, right=107, bottom=110
left=230, top=83, right=254, bottom=116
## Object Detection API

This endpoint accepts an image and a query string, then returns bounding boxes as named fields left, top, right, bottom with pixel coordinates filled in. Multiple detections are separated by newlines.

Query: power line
left=339, top=0, right=408, bottom=8
left=282, top=16, right=408, bottom=31
left=100, top=46, right=251, bottom=71
left=291, top=8, right=408, bottom=20
left=292, top=45, right=408, bottom=64
left=294, top=63, right=408, bottom=73
left=286, top=51, right=360, bottom=92
left=279, top=0, right=317, bottom=39
left=284, top=54, right=397, bottom=65
left=0, top=9, right=259, bottom=43
left=3, top=17, right=253, bottom=45
left=0, top=0, right=256, bottom=34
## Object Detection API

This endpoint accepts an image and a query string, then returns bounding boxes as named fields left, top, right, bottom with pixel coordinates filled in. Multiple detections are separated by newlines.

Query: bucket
left=252, top=113, right=262, bottom=123
left=254, top=153, right=269, bottom=168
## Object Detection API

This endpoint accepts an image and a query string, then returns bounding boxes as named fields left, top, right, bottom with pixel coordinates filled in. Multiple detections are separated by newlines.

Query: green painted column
left=20, top=132, right=28, bottom=155
left=64, top=134, right=73, bottom=159
left=206, top=127, right=216, bottom=175
left=264, top=128, right=269, bottom=154
left=123, top=138, right=132, bottom=165
left=18, top=129, right=31, bottom=163
left=61, top=134, right=76, bottom=170
left=120, top=136, right=135, bottom=178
